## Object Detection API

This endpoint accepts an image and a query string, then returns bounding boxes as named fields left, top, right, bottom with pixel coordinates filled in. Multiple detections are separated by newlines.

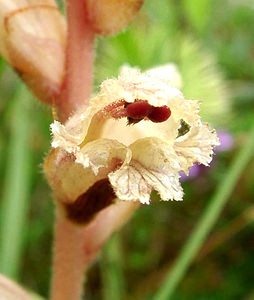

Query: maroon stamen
left=126, top=100, right=153, bottom=120
left=104, top=99, right=171, bottom=124
left=148, top=105, right=171, bottom=123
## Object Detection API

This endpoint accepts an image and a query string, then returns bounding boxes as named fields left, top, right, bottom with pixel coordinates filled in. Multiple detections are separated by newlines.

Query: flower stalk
left=50, top=216, right=88, bottom=300
left=50, top=202, right=138, bottom=300
left=50, top=1, right=96, bottom=298
left=57, top=0, right=95, bottom=122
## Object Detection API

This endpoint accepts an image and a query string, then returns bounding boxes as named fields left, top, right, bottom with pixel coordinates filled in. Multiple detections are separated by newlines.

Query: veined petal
left=109, top=137, right=183, bottom=204
left=109, top=162, right=183, bottom=204
left=175, top=122, right=220, bottom=173
left=108, top=164, right=152, bottom=204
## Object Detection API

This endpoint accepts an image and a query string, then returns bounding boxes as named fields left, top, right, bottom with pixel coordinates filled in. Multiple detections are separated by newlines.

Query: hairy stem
left=50, top=202, right=138, bottom=300
left=51, top=1, right=96, bottom=299
left=57, top=0, right=95, bottom=122
left=50, top=215, right=88, bottom=300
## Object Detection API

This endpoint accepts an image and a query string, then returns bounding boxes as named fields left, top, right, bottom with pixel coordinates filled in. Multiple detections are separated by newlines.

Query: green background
left=0, top=1, right=254, bottom=299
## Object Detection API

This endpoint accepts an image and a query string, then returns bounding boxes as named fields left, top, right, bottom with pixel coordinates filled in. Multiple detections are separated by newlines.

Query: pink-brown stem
left=51, top=202, right=139, bottom=300
left=57, top=0, right=95, bottom=122
left=50, top=215, right=88, bottom=300
left=51, top=1, right=96, bottom=299
left=81, top=202, right=139, bottom=261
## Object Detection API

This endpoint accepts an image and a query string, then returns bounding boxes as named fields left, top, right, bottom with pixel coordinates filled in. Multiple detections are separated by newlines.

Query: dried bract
left=85, top=0, right=144, bottom=35
left=0, top=0, right=66, bottom=104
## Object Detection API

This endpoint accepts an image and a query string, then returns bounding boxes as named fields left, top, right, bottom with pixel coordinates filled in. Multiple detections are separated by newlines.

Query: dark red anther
left=126, top=100, right=153, bottom=119
left=148, top=105, right=171, bottom=123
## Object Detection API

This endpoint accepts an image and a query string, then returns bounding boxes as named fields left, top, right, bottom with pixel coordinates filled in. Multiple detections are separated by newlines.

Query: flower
left=0, top=0, right=66, bottom=104
left=44, top=64, right=219, bottom=222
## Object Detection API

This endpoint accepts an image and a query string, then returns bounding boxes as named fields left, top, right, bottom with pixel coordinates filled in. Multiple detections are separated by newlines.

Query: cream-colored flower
left=0, top=0, right=66, bottom=104
left=45, top=64, right=219, bottom=216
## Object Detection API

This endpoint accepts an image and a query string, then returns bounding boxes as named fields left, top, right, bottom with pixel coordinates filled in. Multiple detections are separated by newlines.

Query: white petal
left=109, top=161, right=183, bottom=204
left=170, top=98, right=200, bottom=127
left=130, top=137, right=181, bottom=171
left=76, top=139, right=131, bottom=175
left=109, top=164, right=152, bottom=204
left=132, top=162, right=183, bottom=201
left=100, top=65, right=183, bottom=107
left=175, top=123, right=220, bottom=173
left=51, top=121, right=81, bottom=152
left=144, top=64, right=183, bottom=89
left=50, top=105, right=100, bottom=152
left=130, top=138, right=183, bottom=201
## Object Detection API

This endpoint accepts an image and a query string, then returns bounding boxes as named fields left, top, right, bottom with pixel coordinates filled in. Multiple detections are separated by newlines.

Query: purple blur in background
left=180, top=131, right=234, bottom=181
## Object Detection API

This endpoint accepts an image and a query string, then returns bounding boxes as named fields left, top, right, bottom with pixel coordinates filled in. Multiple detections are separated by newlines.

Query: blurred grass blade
left=179, top=37, right=231, bottom=126
left=154, top=125, right=254, bottom=300
left=0, top=85, right=33, bottom=279
left=101, top=234, right=126, bottom=300
left=182, top=0, right=212, bottom=33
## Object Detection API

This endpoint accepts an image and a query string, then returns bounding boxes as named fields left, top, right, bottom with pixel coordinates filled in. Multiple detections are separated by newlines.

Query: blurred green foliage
left=0, top=1, right=254, bottom=299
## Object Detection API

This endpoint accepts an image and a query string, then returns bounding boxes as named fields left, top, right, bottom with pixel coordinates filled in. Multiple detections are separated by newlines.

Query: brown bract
left=0, top=0, right=66, bottom=104
left=85, top=0, right=144, bottom=35
left=0, top=274, right=32, bottom=300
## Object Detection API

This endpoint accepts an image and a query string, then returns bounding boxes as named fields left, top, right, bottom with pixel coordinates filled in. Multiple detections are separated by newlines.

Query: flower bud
left=85, top=0, right=144, bottom=35
left=0, top=1, right=66, bottom=104
left=0, top=274, right=33, bottom=300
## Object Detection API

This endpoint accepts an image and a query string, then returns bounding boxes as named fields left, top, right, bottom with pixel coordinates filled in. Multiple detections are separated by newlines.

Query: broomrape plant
left=0, top=1, right=220, bottom=299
